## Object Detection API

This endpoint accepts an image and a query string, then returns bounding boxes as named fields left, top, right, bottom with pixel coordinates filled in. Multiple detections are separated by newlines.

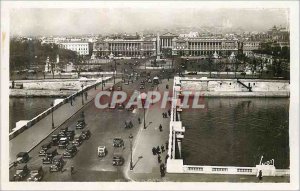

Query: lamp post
left=140, top=92, right=147, bottom=129
left=113, top=59, right=117, bottom=85
left=102, top=74, right=104, bottom=91
left=51, top=103, right=54, bottom=129
left=129, top=134, right=133, bottom=170
left=81, top=84, right=84, bottom=105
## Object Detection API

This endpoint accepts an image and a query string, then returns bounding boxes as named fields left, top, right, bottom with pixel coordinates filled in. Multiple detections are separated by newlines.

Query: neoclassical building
left=91, top=32, right=239, bottom=59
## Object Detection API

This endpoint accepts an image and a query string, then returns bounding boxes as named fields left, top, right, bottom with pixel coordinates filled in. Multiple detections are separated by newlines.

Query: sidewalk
left=9, top=77, right=120, bottom=164
left=125, top=79, right=173, bottom=181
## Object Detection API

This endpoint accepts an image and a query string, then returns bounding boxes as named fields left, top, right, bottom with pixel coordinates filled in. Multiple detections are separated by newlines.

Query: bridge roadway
left=9, top=72, right=163, bottom=181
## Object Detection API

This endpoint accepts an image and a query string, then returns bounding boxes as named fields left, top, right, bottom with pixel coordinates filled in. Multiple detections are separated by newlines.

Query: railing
left=9, top=77, right=112, bottom=140
left=183, top=165, right=257, bottom=175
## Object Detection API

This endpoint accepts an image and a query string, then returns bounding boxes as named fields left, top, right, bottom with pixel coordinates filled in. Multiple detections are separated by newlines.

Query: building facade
left=92, top=37, right=156, bottom=58
left=59, top=41, right=90, bottom=56
left=242, top=41, right=261, bottom=56
left=91, top=32, right=239, bottom=59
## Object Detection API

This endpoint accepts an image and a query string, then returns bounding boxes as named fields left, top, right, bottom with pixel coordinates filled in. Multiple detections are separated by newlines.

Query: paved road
left=9, top=77, right=113, bottom=164
left=9, top=65, right=165, bottom=181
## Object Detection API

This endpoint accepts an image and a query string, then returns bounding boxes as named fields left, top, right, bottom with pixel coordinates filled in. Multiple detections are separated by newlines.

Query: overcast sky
left=10, top=8, right=289, bottom=36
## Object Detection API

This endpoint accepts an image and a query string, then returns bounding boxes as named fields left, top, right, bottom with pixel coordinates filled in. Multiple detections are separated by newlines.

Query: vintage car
left=51, top=134, right=59, bottom=146
left=13, top=164, right=29, bottom=181
left=117, top=86, right=122, bottom=91
left=76, top=119, right=86, bottom=129
left=97, top=146, right=107, bottom=157
left=38, top=142, right=52, bottom=157
left=113, top=138, right=124, bottom=147
left=63, top=144, right=78, bottom=158
left=126, top=105, right=135, bottom=111
left=59, top=126, right=68, bottom=134
left=42, top=148, right=58, bottom=164
left=117, top=103, right=125, bottom=110
left=72, top=134, right=84, bottom=146
left=27, top=166, right=44, bottom=182
left=49, top=155, right=64, bottom=172
left=58, top=137, right=69, bottom=149
left=16, top=152, right=29, bottom=163
left=81, top=130, right=91, bottom=140
left=65, top=130, right=75, bottom=141
left=112, top=155, right=124, bottom=166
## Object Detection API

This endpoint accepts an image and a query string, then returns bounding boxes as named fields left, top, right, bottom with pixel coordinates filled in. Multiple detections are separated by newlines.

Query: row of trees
left=10, top=39, right=77, bottom=71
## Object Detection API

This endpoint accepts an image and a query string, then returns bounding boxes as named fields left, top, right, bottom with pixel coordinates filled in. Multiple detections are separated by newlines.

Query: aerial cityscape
left=5, top=5, right=292, bottom=185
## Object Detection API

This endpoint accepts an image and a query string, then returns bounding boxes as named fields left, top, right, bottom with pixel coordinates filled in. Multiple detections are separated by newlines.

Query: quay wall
left=9, top=77, right=111, bottom=140
left=10, top=89, right=76, bottom=97
left=179, top=78, right=289, bottom=97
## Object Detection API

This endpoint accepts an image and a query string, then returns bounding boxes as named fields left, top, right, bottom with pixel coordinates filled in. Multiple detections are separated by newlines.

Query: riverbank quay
left=10, top=89, right=75, bottom=97
left=9, top=77, right=118, bottom=164
left=176, top=77, right=290, bottom=98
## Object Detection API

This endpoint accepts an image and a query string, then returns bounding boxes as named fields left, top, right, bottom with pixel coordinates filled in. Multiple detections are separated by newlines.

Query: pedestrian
left=157, top=154, right=161, bottom=163
left=70, top=98, right=73, bottom=106
left=165, top=154, right=169, bottom=163
left=85, top=92, right=88, bottom=100
left=165, top=141, right=169, bottom=150
left=138, top=117, right=141, bottom=124
left=71, top=166, right=74, bottom=174
left=152, top=147, right=156, bottom=155
left=159, top=124, right=163, bottom=132
left=161, top=145, right=165, bottom=153
left=258, top=170, right=263, bottom=181
left=162, top=113, right=165, bottom=118
left=125, top=121, right=128, bottom=128
left=129, top=121, right=133, bottom=128
left=166, top=84, right=169, bottom=89
left=156, top=146, right=161, bottom=154
left=168, top=109, right=171, bottom=116
left=165, top=112, right=168, bottom=118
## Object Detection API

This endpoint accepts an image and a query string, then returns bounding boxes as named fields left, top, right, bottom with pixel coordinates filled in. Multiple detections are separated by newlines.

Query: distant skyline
left=10, top=8, right=289, bottom=36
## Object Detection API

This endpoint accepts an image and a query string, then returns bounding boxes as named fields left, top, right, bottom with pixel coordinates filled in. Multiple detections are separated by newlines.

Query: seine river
left=181, top=98, right=289, bottom=169
left=9, top=97, right=55, bottom=132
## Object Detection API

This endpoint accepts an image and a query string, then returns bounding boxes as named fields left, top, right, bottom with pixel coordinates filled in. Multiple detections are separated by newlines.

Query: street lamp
left=129, top=134, right=133, bottom=170
left=140, top=92, right=147, bottom=129
left=102, top=74, right=104, bottom=90
left=113, top=59, right=117, bottom=85
left=81, top=84, right=84, bottom=105
left=51, top=103, right=54, bottom=129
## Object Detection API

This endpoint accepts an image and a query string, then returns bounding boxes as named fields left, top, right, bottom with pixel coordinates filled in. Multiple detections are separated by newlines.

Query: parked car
left=51, top=134, right=59, bottom=146
left=97, top=146, right=107, bottom=157
left=59, top=126, right=68, bottom=134
left=38, top=142, right=52, bottom=157
left=42, top=148, right=58, bottom=164
left=112, top=155, right=124, bottom=166
left=65, top=130, right=75, bottom=141
left=72, top=134, right=84, bottom=146
left=117, top=103, right=125, bottom=110
left=27, top=166, right=44, bottom=182
left=117, top=86, right=122, bottom=91
left=113, top=138, right=124, bottom=147
left=16, top=152, right=29, bottom=163
left=13, top=164, right=29, bottom=181
left=63, top=144, right=77, bottom=158
left=76, top=119, right=86, bottom=129
left=81, top=130, right=91, bottom=140
left=140, top=85, right=145, bottom=89
left=58, top=137, right=69, bottom=149
left=49, top=155, right=64, bottom=172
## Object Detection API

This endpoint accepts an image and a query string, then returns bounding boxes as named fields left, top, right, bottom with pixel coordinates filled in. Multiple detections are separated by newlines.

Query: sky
left=10, top=7, right=289, bottom=36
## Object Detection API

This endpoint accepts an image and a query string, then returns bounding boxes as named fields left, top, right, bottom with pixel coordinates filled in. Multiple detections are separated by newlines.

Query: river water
left=9, top=97, right=55, bottom=132
left=180, top=98, right=289, bottom=169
